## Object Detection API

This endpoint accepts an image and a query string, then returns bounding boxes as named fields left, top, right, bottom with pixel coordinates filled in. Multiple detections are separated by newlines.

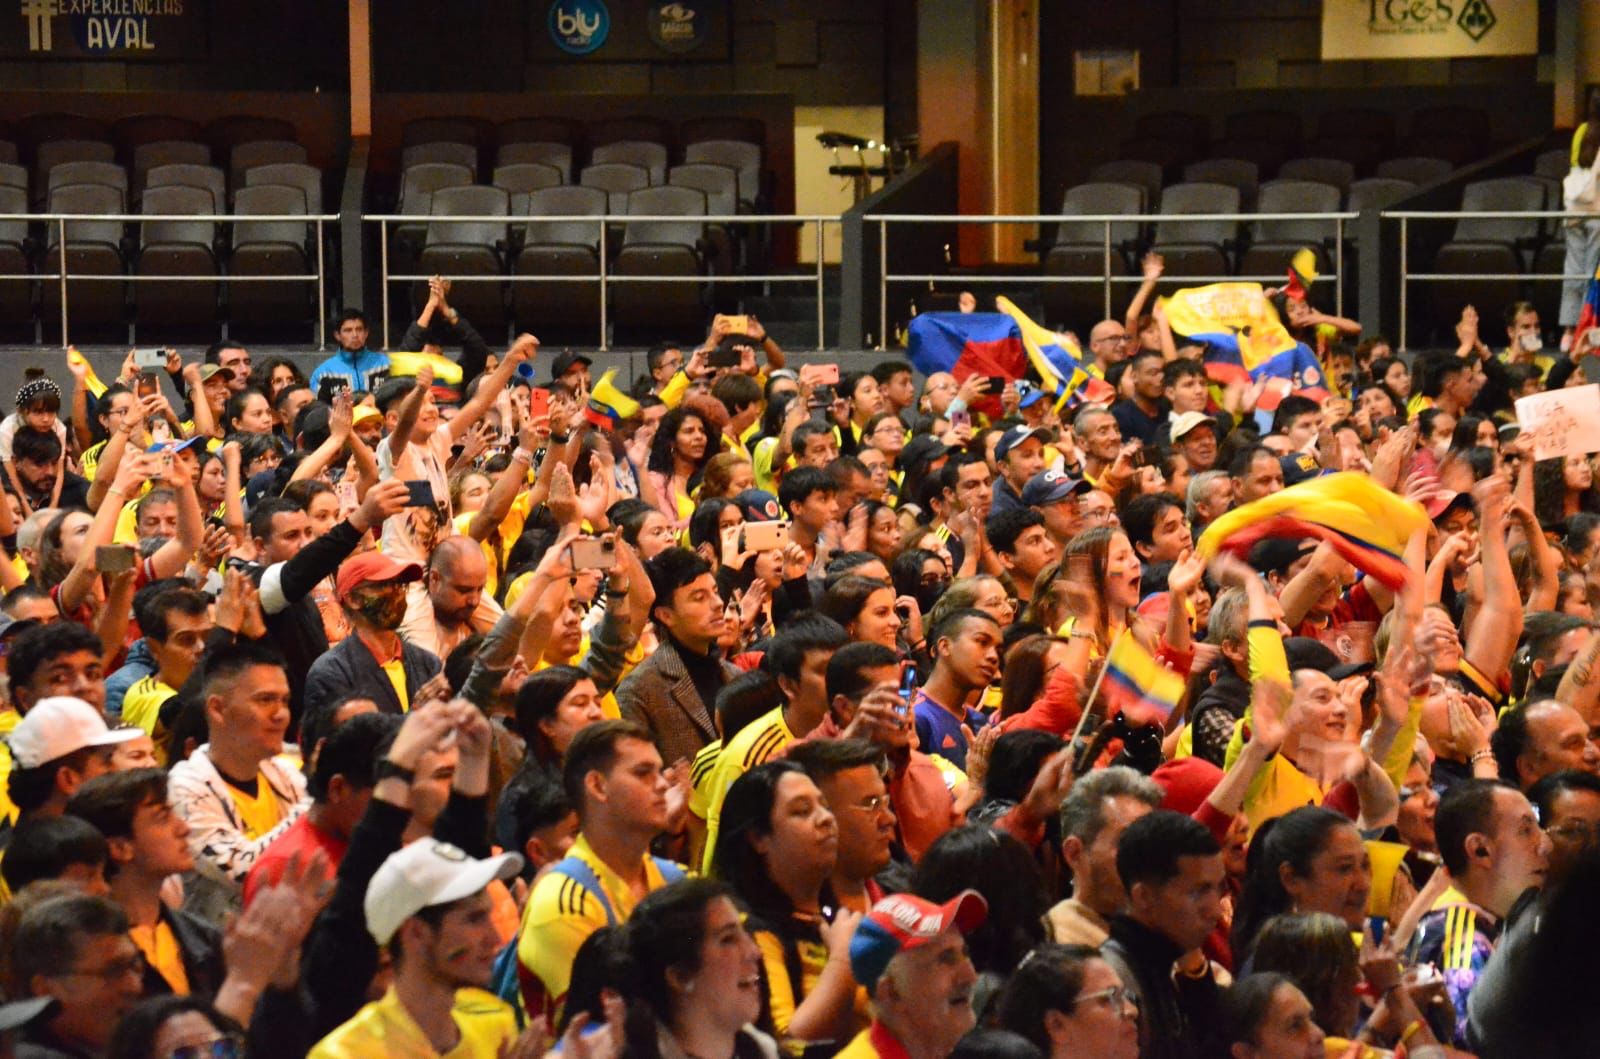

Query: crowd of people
left=0, top=266, right=1594, bottom=1059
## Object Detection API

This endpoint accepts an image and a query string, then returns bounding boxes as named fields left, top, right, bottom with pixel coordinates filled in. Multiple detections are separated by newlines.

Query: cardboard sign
left=1514, top=384, right=1600, bottom=461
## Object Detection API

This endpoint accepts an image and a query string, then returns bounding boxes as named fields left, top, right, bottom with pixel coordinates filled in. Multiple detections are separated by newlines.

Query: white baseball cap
left=9, top=697, right=141, bottom=769
left=364, top=839, right=523, bottom=945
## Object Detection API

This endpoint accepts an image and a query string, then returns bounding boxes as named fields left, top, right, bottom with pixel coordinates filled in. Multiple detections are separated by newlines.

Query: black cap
left=1284, top=636, right=1341, bottom=675
left=1248, top=537, right=1317, bottom=577
left=901, top=434, right=951, bottom=472
left=550, top=350, right=593, bottom=381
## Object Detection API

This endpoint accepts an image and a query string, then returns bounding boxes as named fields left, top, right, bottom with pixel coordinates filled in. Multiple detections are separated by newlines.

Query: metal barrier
left=363, top=213, right=840, bottom=352
left=863, top=212, right=1356, bottom=351
left=0, top=213, right=336, bottom=349
left=1382, top=209, right=1595, bottom=351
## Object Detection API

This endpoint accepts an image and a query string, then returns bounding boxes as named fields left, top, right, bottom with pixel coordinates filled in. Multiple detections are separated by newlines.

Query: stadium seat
left=1042, top=245, right=1130, bottom=332
left=401, top=141, right=478, bottom=178
left=35, top=140, right=115, bottom=204
left=614, top=185, right=707, bottom=339
left=230, top=141, right=308, bottom=189
left=1240, top=180, right=1344, bottom=280
left=579, top=163, right=650, bottom=213
left=1376, top=157, right=1452, bottom=186
left=1205, top=138, right=1287, bottom=180
left=132, top=141, right=210, bottom=197
left=1347, top=178, right=1416, bottom=213
left=1315, top=109, right=1394, bottom=156
left=0, top=163, right=24, bottom=192
left=590, top=117, right=674, bottom=150
left=1150, top=182, right=1240, bottom=281
left=1088, top=161, right=1163, bottom=211
left=245, top=163, right=323, bottom=215
left=1534, top=148, right=1570, bottom=182
left=1530, top=239, right=1565, bottom=330
left=1277, top=158, right=1355, bottom=194
left=513, top=185, right=606, bottom=341
left=395, top=162, right=474, bottom=255
left=1408, top=133, right=1482, bottom=168
left=206, top=116, right=297, bottom=155
left=1052, top=182, right=1145, bottom=250
left=135, top=184, right=218, bottom=334
left=1224, top=110, right=1301, bottom=153
left=420, top=185, right=510, bottom=336
left=47, top=161, right=128, bottom=211
left=42, top=183, right=127, bottom=338
left=1453, top=177, right=1544, bottom=254
left=621, top=185, right=706, bottom=249
left=679, top=117, right=765, bottom=147
left=668, top=163, right=740, bottom=273
left=1182, top=159, right=1259, bottom=209
left=1117, top=137, right=1189, bottom=177
left=1427, top=242, right=1521, bottom=341
left=592, top=141, right=668, bottom=185
left=497, top=117, right=582, bottom=150
left=229, top=184, right=310, bottom=334
left=0, top=184, right=31, bottom=330
left=493, top=163, right=564, bottom=196
left=145, top=164, right=227, bottom=214
left=114, top=115, right=201, bottom=154
left=683, top=140, right=762, bottom=207
left=402, top=117, right=482, bottom=148
left=496, top=143, right=572, bottom=182
left=1302, top=137, right=1380, bottom=177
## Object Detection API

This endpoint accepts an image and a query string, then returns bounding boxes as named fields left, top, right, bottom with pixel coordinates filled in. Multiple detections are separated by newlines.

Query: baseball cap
left=1152, top=757, right=1224, bottom=816
left=732, top=489, right=782, bottom=523
left=1169, top=411, right=1216, bottom=443
left=994, top=425, right=1053, bottom=462
left=335, top=552, right=423, bottom=603
left=352, top=403, right=382, bottom=427
left=550, top=350, right=593, bottom=382
left=1248, top=537, right=1316, bottom=577
left=1284, top=636, right=1342, bottom=675
left=9, top=697, right=141, bottom=769
left=198, top=364, right=233, bottom=384
left=1279, top=452, right=1323, bottom=487
left=0, top=615, right=41, bottom=643
left=1425, top=490, right=1473, bottom=521
left=1021, top=468, right=1090, bottom=507
left=849, top=889, right=987, bottom=991
left=901, top=434, right=950, bottom=471
left=1014, top=380, right=1046, bottom=409
left=364, top=839, right=523, bottom=946
left=145, top=435, right=206, bottom=455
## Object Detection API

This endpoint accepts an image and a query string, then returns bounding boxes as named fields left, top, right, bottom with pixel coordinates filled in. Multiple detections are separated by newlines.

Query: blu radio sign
left=549, top=0, right=609, bottom=56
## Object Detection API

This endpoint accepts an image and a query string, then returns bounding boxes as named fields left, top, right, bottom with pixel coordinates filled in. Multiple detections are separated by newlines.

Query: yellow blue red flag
left=994, top=296, right=1114, bottom=408
left=1101, top=632, right=1186, bottom=725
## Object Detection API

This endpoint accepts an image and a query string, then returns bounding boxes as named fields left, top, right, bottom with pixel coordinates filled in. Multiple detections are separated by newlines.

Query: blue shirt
left=911, top=689, right=986, bottom=772
left=104, top=639, right=156, bottom=720
left=308, top=349, right=391, bottom=395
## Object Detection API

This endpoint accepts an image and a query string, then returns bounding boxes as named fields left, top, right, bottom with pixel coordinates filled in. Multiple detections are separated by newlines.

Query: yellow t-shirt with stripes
left=700, top=706, right=795, bottom=874
left=308, top=987, right=516, bottom=1059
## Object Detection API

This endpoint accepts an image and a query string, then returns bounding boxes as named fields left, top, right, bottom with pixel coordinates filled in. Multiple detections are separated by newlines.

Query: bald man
left=1086, top=319, right=1131, bottom=376
left=400, top=537, right=504, bottom=660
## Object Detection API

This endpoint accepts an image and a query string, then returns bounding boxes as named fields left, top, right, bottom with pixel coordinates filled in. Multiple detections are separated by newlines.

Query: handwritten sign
left=1515, top=383, right=1600, bottom=461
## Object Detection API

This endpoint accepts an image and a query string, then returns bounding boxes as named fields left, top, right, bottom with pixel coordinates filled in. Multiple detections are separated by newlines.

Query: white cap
left=9, top=697, right=141, bottom=769
left=364, top=839, right=523, bottom=945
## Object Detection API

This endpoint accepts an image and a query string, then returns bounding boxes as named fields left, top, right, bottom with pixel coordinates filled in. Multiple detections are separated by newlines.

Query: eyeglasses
left=59, top=952, right=147, bottom=983
left=169, top=1035, right=246, bottom=1059
left=1074, top=986, right=1139, bottom=1015
left=843, top=794, right=893, bottom=815
left=1545, top=821, right=1600, bottom=844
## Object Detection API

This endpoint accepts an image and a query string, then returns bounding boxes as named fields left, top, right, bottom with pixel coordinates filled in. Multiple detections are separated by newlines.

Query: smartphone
left=134, top=348, right=167, bottom=370
left=742, top=520, right=789, bottom=553
left=721, top=523, right=744, bottom=567
left=898, top=661, right=919, bottom=706
left=316, top=377, right=350, bottom=404
left=527, top=387, right=551, bottom=421
left=403, top=480, right=436, bottom=508
left=149, top=418, right=172, bottom=444
left=96, top=545, right=135, bottom=574
left=718, top=314, right=750, bottom=334
left=568, top=536, right=617, bottom=571
left=987, top=376, right=1007, bottom=393
left=801, top=363, right=840, bottom=386
left=708, top=345, right=741, bottom=369
left=136, top=372, right=160, bottom=398
left=949, top=409, right=971, bottom=432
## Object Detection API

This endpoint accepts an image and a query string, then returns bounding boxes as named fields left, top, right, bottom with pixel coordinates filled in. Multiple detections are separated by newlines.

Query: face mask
left=915, top=580, right=949, bottom=615
left=353, top=589, right=405, bottom=631
left=1520, top=332, right=1543, bottom=354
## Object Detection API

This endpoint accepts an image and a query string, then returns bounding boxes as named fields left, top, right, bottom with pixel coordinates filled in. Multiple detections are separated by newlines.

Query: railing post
left=815, top=220, right=826, bottom=351
left=1334, top=217, right=1345, bottom=320
left=57, top=217, right=68, bottom=349
left=1399, top=217, right=1409, bottom=353
left=1103, top=219, right=1112, bottom=320
left=380, top=220, right=391, bottom=350
left=598, top=217, right=609, bottom=352
left=878, top=217, right=887, bottom=350
left=315, top=218, right=327, bottom=350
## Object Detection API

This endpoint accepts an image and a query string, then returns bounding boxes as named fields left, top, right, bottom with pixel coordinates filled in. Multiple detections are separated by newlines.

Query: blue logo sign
left=549, top=0, right=610, bottom=55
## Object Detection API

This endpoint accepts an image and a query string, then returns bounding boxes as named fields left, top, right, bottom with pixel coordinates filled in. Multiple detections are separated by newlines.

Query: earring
left=685, top=980, right=696, bottom=994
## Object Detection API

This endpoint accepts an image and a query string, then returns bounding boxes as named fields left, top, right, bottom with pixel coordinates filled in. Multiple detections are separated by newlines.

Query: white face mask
left=1519, top=332, right=1543, bottom=354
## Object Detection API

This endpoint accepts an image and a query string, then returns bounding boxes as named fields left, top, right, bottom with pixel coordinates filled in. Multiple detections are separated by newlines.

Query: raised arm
left=181, top=361, right=218, bottom=440
left=448, top=333, right=534, bottom=443
left=384, top=362, right=433, bottom=464
left=60, top=450, right=158, bottom=615
left=146, top=450, right=205, bottom=581
left=1464, top=475, right=1521, bottom=687
left=290, top=392, right=353, bottom=484
left=66, top=347, right=94, bottom=452
left=221, top=441, right=246, bottom=539
left=1124, top=252, right=1163, bottom=334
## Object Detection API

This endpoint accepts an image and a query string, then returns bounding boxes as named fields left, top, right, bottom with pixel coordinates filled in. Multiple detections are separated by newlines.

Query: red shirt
left=242, top=812, right=348, bottom=906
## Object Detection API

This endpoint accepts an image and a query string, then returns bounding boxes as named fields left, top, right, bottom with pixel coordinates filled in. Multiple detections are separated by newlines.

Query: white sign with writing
left=1515, top=384, right=1600, bottom=462
left=1322, top=0, right=1536, bottom=60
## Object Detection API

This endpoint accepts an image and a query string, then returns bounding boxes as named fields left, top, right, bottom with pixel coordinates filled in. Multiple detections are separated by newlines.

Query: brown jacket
left=616, top=638, right=736, bottom=766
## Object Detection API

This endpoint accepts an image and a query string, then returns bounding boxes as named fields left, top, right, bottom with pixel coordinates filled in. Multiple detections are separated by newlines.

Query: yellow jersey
left=308, top=987, right=517, bottom=1059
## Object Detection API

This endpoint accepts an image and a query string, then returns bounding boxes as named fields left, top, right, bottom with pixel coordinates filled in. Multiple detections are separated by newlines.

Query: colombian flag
left=584, top=368, right=638, bottom=429
left=1161, top=281, right=1330, bottom=424
left=1194, top=471, right=1426, bottom=590
left=905, top=311, right=1030, bottom=417
left=995, top=296, right=1115, bottom=410
left=1573, top=263, right=1600, bottom=354
left=1101, top=632, right=1186, bottom=725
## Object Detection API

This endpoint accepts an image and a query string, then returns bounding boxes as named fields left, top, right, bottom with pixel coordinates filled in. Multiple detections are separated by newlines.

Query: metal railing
left=0, top=213, right=336, bottom=348
left=1383, top=209, right=1595, bottom=351
left=363, top=213, right=840, bottom=352
left=863, top=212, right=1357, bottom=350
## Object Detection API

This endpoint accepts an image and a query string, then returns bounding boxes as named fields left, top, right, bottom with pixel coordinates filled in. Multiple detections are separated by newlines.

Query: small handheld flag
left=1099, top=632, right=1186, bottom=726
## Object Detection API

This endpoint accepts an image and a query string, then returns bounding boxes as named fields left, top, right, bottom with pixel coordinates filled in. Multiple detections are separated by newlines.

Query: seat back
left=145, top=164, right=227, bottom=213
left=667, top=163, right=738, bottom=216
left=498, top=117, right=581, bottom=149
left=21, top=113, right=108, bottom=148
left=1347, top=178, right=1417, bottom=213
left=246, top=163, right=323, bottom=214
left=427, top=185, right=509, bottom=249
left=523, top=185, right=608, bottom=247
left=683, top=140, right=761, bottom=203
left=1534, top=148, right=1570, bottom=181
left=497, top=141, right=572, bottom=182
left=1454, top=178, right=1544, bottom=243
left=113, top=114, right=202, bottom=152
left=232, top=184, right=307, bottom=248
left=1057, top=182, right=1144, bottom=245
left=623, top=185, right=706, bottom=247
left=579, top=163, right=650, bottom=212
left=231, top=140, right=308, bottom=186
left=132, top=141, right=209, bottom=192
left=1154, top=182, right=1240, bottom=246
left=1087, top=160, right=1163, bottom=210
left=141, top=185, right=216, bottom=247
left=401, top=141, right=478, bottom=177
left=399, top=162, right=473, bottom=216
left=402, top=117, right=480, bottom=148
left=0, top=163, right=24, bottom=193
left=0, top=142, right=15, bottom=166
left=37, top=139, right=115, bottom=186
left=1252, top=180, right=1344, bottom=243
left=590, top=116, right=673, bottom=149
left=493, top=163, right=563, bottom=196
left=1277, top=157, right=1355, bottom=193
left=680, top=117, right=765, bottom=147
left=1182, top=159, right=1259, bottom=204
left=47, top=161, right=127, bottom=209
left=47, top=183, right=124, bottom=247
left=1376, top=156, right=1452, bottom=186
left=0, top=186, right=26, bottom=247
left=591, top=141, right=667, bottom=185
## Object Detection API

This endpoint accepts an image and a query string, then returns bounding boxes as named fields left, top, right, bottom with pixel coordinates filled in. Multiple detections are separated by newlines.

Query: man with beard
left=305, top=553, right=443, bottom=719
left=401, top=537, right=503, bottom=661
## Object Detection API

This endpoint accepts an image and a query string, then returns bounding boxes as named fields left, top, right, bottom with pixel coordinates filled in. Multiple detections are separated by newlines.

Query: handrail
left=9, top=213, right=336, bottom=349
left=865, top=212, right=1360, bottom=222
left=363, top=212, right=838, bottom=352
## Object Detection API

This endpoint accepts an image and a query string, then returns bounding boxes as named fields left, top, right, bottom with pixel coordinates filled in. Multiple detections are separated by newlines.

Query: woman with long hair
left=647, top=406, right=714, bottom=530
left=495, top=665, right=606, bottom=848
left=621, top=878, right=780, bottom=1059
left=223, top=389, right=275, bottom=437
left=890, top=546, right=948, bottom=617
left=1534, top=453, right=1600, bottom=531
left=1219, top=972, right=1326, bottom=1059
left=688, top=496, right=743, bottom=571
left=711, top=761, right=861, bottom=1049
left=999, top=634, right=1074, bottom=720
left=913, top=825, right=1046, bottom=982
left=246, top=356, right=307, bottom=402
left=1230, top=807, right=1371, bottom=963
left=818, top=575, right=904, bottom=651
left=864, top=500, right=904, bottom=566
left=995, top=944, right=1139, bottom=1059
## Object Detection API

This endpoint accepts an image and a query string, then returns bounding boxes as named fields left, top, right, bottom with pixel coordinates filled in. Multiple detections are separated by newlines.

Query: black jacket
left=1188, top=666, right=1251, bottom=767
left=141, top=905, right=225, bottom=1002
left=400, top=315, right=491, bottom=388
left=303, top=628, right=442, bottom=719
left=1101, top=915, right=1223, bottom=1059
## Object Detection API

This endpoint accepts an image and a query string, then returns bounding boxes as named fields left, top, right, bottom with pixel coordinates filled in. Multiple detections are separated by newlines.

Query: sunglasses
left=168, top=1035, right=245, bottom=1059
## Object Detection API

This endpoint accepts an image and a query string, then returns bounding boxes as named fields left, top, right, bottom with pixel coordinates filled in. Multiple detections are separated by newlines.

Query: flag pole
left=1069, top=628, right=1122, bottom=776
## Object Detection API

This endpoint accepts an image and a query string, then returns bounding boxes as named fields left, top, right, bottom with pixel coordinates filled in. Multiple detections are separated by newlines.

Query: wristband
left=550, top=432, right=571, bottom=445
left=1400, top=1019, right=1425, bottom=1046
left=375, top=760, right=416, bottom=785
left=512, top=447, right=534, bottom=464
left=1470, top=747, right=1494, bottom=764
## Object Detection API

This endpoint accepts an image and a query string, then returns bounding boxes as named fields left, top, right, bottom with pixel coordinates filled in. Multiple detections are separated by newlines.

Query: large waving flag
left=1195, top=472, right=1426, bottom=589
left=995, top=296, right=1115, bottom=408
left=1100, top=632, right=1186, bottom=726
left=1161, top=281, right=1330, bottom=420
left=905, top=311, right=1029, bottom=396
left=1574, top=263, right=1600, bottom=353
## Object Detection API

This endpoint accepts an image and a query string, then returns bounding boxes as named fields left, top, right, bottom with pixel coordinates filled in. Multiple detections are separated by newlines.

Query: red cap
left=849, top=889, right=987, bottom=990
left=1151, top=757, right=1225, bottom=816
left=335, top=552, right=423, bottom=602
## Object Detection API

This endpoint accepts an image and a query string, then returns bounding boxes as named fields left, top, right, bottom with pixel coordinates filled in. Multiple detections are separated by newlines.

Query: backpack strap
left=652, top=856, right=687, bottom=885
left=550, top=855, right=617, bottom=926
